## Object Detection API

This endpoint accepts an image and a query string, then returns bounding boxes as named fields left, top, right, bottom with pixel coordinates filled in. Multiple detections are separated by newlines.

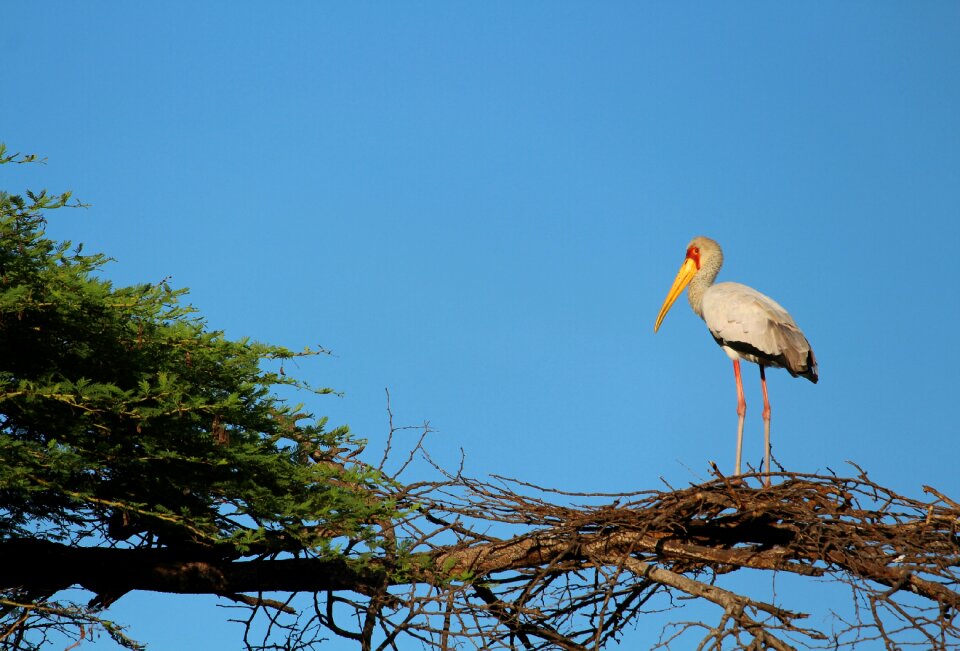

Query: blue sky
left=4, top=2, right=960, bottom=649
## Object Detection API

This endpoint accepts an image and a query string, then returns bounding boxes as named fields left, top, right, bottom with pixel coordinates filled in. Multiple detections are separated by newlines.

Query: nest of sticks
left=354, top=464, right=960, bottom=650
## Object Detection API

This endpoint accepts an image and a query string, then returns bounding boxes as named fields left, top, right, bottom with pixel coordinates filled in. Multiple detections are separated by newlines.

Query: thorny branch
left=215, top=437, right=960, bottom=651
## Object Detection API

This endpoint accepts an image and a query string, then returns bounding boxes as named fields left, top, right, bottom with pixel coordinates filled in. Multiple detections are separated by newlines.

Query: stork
left=654, top=236, right=817, bottom=485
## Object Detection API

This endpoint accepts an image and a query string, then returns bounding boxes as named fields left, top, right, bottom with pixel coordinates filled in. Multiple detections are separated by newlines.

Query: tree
left=0, top=146, right=397, bottom=648
left=2, top=148, right=959, bottom=650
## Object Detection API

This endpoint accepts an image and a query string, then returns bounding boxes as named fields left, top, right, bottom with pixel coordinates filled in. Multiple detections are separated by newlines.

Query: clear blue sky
left=4, top=2, right=960, bottom=649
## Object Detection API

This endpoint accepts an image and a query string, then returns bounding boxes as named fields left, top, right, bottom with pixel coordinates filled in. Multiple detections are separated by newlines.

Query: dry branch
left=3, top=468, right=959, bottom=650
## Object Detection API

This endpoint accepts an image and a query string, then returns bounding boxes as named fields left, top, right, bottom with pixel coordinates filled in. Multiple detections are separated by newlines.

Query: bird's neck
left=687, top=256, right=721, bottom=319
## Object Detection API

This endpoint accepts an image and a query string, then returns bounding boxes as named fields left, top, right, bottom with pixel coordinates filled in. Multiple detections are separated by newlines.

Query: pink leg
left=733, top=359, right=746, bottom=476
left=760, top=365, right=771, bottom=486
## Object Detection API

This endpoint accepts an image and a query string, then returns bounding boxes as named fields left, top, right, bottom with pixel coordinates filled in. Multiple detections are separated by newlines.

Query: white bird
left=654, top=236, right=817, bottom=485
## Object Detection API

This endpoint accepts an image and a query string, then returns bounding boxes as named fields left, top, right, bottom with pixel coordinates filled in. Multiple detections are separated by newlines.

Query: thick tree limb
left=0, top=539, right=388, bottom=597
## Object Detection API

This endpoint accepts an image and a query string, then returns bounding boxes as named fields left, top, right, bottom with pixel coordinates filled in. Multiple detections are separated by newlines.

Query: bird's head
left=654, top=236, right=722, bottom=332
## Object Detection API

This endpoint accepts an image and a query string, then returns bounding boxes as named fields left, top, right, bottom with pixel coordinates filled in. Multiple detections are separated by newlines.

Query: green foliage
left=0, top=149, right=395, bottom=556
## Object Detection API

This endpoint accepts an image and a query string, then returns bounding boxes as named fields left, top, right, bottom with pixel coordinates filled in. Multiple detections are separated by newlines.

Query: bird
left=653, top=236, right=817, bottom=486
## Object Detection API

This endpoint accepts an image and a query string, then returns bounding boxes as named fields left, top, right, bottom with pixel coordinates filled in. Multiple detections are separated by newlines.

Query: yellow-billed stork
left=654, top=236, right=817, bottom=485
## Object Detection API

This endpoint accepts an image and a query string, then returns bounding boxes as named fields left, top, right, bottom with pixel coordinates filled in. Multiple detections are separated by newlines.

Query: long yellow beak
left=654, top=257, right=698, bottom=332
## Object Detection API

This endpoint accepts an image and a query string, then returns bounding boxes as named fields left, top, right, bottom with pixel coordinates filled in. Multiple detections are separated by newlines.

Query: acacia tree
left=2, top=148, right=959, bottom=650
left=0, top=147, right=399, bottom=648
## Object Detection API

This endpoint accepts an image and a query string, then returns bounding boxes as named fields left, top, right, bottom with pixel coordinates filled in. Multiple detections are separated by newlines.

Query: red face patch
left=686, top=246, right=701, bottom=269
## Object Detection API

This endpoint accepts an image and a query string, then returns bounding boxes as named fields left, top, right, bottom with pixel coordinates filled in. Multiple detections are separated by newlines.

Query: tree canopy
left=2, top=148, right=959, bottom=650
left=0, top=147, right=398, bottom=647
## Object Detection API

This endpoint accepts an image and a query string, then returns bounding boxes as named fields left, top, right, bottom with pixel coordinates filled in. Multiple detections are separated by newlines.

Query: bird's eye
left=692, top=247, right=699, bottom=254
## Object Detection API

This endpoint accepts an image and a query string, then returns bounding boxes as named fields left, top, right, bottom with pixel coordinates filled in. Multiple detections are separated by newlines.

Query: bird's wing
left=701, top=282, right=815, bottom=378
